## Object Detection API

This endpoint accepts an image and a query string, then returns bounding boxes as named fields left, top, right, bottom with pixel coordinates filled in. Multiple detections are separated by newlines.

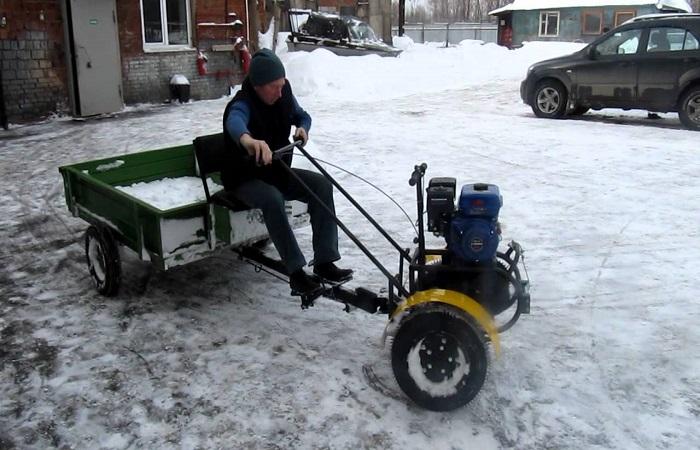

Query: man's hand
left=294, top=127, right=308, bottom=146
left=240, top=133, right=272, bottom=165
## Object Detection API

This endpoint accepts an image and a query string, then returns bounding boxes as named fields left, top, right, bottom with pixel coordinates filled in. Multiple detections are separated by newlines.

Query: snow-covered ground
left=1, top=39, right=699, bottom=449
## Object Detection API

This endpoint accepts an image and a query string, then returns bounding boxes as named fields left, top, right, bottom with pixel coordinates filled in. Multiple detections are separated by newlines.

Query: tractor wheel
left=531, top=79, right=568, bottom=119
left=391, top=304, right=489, bottom=411
left=85, top=226, right=121, bottom=296
left=678, top=86, right=700, bottom=131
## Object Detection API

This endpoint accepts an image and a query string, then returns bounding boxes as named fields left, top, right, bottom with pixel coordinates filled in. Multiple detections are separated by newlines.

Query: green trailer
left=59, top=136, right=308, bottom=295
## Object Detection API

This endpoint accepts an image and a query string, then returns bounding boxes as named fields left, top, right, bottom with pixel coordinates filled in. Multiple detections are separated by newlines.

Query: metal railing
left=392, top=22, right=498, bottom=45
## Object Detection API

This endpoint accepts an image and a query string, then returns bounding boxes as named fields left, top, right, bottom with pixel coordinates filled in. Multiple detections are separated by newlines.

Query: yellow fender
left=391, top=289, right=501, bottom=356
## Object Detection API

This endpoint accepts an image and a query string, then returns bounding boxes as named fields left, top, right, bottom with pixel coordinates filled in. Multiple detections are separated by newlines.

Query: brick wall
left=117, top=0, right=245, bottom=105
left=121, top=51, right=239, bottom=104
left=0, top=0, right=69, bottom=122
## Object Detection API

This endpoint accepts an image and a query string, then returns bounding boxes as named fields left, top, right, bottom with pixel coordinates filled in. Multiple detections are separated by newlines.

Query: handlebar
left=408, top=163, right=427, bottom=186
left=273, top=140, right=304, bottom=158
left=244, top=140, right=304, bottom=165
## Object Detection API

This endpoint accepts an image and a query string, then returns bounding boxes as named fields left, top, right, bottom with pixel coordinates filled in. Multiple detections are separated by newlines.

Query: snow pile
left=95, top=160, right=124, bottom=172
left=116, top=177, right=222, bottom=210
left=281, top=40, right=585, bottom=102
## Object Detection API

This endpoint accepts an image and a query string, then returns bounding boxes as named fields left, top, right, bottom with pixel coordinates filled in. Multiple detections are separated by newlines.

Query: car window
left=348, top=21, right=378, bottom=41
left=596, top=28, right=643, bottom=55
left=647, top=27, right=685, bottom=52
left=684, top=31, right=699, bottom=50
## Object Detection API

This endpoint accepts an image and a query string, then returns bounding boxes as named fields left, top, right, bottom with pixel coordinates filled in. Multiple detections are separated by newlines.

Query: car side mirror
left=587, top=46, right=596, bottom=59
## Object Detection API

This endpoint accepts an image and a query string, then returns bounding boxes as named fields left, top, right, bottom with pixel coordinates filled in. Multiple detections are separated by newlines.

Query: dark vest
left=221, top=78, right=295, bottom=190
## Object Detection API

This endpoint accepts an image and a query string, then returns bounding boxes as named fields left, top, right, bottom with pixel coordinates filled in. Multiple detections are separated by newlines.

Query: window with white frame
left=539, top=11, right=560, bottom=37
left=141, top=0, right=192, bottom=50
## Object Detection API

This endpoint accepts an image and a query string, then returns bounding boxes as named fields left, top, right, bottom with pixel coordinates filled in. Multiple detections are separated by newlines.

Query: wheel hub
left=537, top=87, right=560, bottom=113
left=418, top=332, right=462, bottom=382
left=687, top=94, right=700, bottom=124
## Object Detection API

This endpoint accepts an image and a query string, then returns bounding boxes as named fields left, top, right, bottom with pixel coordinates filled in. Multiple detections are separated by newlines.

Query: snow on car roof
left=489, top=0, right=692, bottom=15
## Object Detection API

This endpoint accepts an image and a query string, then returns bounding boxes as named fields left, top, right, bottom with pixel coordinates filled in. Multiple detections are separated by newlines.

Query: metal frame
left=233, top=142, right=530, bottom=325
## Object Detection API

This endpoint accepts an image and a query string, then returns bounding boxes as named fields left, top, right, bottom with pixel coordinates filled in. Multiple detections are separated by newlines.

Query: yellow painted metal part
left=392, top=289, right=501, bottom=356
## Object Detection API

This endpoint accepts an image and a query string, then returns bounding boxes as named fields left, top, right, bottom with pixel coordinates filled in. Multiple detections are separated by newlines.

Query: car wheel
left=569, top=105, right=589, bottom=116
left=531, top=79, right=568, bottom=119
left=678, top=87, right=700, bottom=131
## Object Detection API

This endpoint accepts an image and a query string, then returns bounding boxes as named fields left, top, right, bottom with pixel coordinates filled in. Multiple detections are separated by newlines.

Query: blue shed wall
left=512, top=5, right=659, bottom=45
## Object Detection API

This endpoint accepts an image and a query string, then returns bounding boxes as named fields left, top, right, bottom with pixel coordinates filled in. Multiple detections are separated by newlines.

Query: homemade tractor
left=59, top=136, right=530, bottom=411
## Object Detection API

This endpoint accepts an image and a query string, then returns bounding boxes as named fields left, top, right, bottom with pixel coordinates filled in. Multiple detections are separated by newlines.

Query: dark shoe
left=289, top=269, right=321, bottom=295
left=313, top=262, right=353, bottom=283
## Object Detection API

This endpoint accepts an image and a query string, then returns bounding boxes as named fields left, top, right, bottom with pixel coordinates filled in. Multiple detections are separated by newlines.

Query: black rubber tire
left=678, top=86, right=700, bottom=131
left=569, top=105, right=589, bottom=116
left=391, top=304, right=489, bottom=411
left=85, top=226, right=121, bottom=296
left=531, top=79, right=568, bottom=119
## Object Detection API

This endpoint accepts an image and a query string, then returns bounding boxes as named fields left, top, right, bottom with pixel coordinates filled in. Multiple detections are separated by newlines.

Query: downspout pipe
left=0, top=48, right=8, bottom=129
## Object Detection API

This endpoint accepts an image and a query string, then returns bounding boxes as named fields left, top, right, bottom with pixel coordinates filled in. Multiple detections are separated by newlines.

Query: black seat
left=193, top=133, right=248, bottom=211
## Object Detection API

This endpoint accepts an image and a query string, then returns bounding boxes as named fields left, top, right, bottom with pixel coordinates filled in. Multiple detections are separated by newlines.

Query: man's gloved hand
left=240, top=133, right=272, bottom=165
left=294, top=127, right=308, bottom=146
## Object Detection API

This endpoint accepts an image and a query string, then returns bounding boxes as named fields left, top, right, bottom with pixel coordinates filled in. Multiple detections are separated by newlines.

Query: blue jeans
left=230, top=168, right=340, bottom=273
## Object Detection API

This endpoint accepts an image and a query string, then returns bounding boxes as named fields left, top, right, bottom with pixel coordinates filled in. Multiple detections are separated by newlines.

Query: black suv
left=521, top=14, right=700, bottom=130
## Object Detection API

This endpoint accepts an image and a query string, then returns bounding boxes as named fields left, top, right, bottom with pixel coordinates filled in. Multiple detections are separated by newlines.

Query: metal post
left=398, top=0, right=405, bottom=37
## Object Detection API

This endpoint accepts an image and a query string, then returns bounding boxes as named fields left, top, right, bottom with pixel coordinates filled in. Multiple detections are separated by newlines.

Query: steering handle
left=408, top=163, right=427, bottom=186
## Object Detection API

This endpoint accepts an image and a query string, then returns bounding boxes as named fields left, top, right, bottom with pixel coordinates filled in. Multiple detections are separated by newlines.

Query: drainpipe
left=0, top=68, right=7, bottom=130
left=245, top=0, right=250, bottom=45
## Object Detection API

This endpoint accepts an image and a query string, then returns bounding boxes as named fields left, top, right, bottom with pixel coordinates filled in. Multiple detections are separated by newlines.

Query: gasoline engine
left=427, top=178, right=502, bottom=264
left=421, top=176, right=527, bottom=321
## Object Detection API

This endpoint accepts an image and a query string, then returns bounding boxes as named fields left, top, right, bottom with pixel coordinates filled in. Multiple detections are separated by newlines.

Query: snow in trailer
left=1, top=35, right=700, bottom=450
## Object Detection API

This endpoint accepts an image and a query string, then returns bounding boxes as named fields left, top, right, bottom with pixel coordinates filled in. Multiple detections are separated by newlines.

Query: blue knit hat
left=248, top=49, right=286, bottom=86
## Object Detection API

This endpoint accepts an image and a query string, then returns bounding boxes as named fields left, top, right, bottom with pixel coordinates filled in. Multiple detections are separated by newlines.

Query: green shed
left=489, top=0, right=693, bottom=47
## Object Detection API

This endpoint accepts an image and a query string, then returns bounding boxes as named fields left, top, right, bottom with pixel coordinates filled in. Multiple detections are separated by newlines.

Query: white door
left=69, top=0, right=123, bottom=117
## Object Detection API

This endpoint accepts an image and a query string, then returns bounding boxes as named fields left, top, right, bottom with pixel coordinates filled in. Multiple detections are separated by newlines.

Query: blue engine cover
left=448, top=183, right=502, bottom=263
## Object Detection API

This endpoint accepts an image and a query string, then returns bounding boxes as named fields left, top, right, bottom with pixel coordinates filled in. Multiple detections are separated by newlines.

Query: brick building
left=0, top=0, right=69, bottom=124
left=0, top=0, right=394, bottom=125
left=0, top=0, right=252, bottom=124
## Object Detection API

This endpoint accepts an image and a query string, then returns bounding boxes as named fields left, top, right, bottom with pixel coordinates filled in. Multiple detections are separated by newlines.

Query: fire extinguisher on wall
left=234, top=37, right=251, bottom=74
left=240, top=45, right=251, bottom=74
left=196, top=50, right=208, bottom=76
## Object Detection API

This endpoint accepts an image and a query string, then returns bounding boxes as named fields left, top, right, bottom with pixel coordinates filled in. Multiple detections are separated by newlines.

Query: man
left=222, top=49, right=352, bottom=295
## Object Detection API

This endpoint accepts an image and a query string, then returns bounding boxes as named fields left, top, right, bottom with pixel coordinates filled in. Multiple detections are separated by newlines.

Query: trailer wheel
left=391, top=304, right=488, bottom=411
left=85, top=226, right=121, bottom=296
